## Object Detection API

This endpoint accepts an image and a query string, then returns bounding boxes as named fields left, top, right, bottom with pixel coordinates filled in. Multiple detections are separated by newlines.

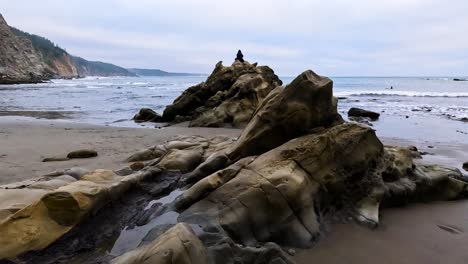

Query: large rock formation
left=0, top=14, right=49, bottom=84
left=161, top=60, right=282, bottom=128
left=1, top=68, right=467, bottom=264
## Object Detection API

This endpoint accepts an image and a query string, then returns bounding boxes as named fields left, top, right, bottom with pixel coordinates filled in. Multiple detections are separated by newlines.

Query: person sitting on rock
left=236, top=50, right=244, bottom=62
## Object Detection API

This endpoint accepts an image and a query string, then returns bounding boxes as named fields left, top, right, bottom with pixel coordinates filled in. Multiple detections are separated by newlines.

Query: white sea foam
left=335, top=90, right=468, bottom=98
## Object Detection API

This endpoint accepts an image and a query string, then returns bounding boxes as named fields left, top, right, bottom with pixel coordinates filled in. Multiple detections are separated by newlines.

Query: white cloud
left=1, top=0, right=467, bottom=75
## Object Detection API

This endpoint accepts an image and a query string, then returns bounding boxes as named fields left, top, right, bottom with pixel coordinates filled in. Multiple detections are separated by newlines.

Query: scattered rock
left=63, top=167, right=90, bottom=179
left=129, top=162, right=145, bottom=171
left=42, top=156, right=70, bottom=162
left=67, top=149, right=98, bottom=159
left=348, top=107, right=380, bottom=120
left=133, top=108, right=163, bottom=123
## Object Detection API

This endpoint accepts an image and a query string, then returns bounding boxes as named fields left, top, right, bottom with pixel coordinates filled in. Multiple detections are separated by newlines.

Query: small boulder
left=463, top=162, right=468, bottom=172
left=64, top=167, right=91, bottom=180
left=348, top=107, right=380, bottom=120
left=133, top=108, right=163, bottom=123
left=67, top=149, right=98, bottom=159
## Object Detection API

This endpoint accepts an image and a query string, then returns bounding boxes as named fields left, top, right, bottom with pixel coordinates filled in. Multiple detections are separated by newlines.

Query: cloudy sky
left=1, top=0, right=467, bottom=76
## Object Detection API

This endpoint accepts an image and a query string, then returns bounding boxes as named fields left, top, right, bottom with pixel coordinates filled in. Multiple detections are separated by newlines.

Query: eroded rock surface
left=161, top=60, right=282, bottom=127
left=112, top=223, right=208, bottom=264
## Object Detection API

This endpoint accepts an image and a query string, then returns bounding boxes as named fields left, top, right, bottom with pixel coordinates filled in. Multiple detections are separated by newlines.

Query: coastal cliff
left=0, top=14, right=134, bottom=84
left=0, top=14, right=48, bottom=84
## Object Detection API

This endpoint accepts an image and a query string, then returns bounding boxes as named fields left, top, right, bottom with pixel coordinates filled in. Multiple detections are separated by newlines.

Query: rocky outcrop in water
left=1, top=68, right=467, bottom=263
left=160, top=59, right=282, bottom=128
left=133, top=108, right=163, bottom=123
left=348, top=107, right=380, bottom=120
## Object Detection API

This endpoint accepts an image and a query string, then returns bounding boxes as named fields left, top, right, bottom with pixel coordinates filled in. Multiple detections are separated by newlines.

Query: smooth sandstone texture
left=178, top=123, right=384, bottom=248
left=111, top=223, right=209, bottom=264
left=185, top=70, right=343, bottom=183
left=227, top=70, right=343, bottom=160
left=0, top=169, right=154, bottom=259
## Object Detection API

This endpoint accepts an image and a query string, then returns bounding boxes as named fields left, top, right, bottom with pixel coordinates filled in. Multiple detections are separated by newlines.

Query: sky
left=1, top=0, right=468, bottom=76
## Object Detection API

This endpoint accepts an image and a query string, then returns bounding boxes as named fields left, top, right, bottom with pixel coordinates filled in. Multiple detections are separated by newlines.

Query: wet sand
left=294, top=200, right=468, bottom=264
left=0, top=117, right=240, bottom=185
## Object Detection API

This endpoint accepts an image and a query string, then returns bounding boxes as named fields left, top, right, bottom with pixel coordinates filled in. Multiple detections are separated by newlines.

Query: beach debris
left=437, top=224, right=463, bottom=234
left=348, top=107, right=380, bottom=120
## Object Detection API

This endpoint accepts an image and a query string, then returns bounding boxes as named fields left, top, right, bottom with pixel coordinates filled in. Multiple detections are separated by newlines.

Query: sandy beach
left=294, top=200, right=468, bottom=264
left=0, top=117, right=240, bottom=185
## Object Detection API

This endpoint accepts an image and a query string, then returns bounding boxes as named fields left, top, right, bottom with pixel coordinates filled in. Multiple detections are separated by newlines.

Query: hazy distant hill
left=72, top=56, right=135, bottom=77
left=128, top=68, right=197, bottom=77
left=0, top=14, right=134, bottom=84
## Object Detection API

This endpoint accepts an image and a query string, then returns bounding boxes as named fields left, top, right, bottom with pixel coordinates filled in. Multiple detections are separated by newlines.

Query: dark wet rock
left=463, top=162, right=468, bottom=172
left=348, top=107, right=380, bottom=120
left=162, top=60, right=282, bottom=127
left=42, top=156, right=70, bottom=162
left=67, top=149, right=97, bottom=159
left=453, top=78, right=467, bottom=81
left=133, top=108, right=163, bottom=123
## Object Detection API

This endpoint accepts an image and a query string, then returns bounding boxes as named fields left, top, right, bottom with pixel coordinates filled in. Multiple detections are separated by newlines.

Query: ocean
left=0, top=75, right=467, bottom=143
